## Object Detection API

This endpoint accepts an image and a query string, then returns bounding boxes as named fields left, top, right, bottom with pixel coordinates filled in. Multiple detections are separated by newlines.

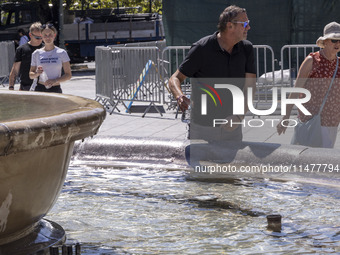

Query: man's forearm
left=169, top=77, right=183, bottom=99
left=9, top=73, right=16, bottom=87
left=169, top=70, right=187, bottom=99
left=9, top=62, right=20, bottom=89
left=8, top=71, right=17, bottom=90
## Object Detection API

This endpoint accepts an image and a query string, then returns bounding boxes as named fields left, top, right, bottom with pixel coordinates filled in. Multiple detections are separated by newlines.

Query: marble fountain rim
left=0, top=91, right=106, bottom=156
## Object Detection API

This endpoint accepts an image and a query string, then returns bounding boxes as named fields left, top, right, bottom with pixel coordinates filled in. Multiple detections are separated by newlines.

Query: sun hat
left=316, top=22, right=340, bottom=48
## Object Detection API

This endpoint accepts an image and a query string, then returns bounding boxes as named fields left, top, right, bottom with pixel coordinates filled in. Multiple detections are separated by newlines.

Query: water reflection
left=47, top=160, right=340, bottom=254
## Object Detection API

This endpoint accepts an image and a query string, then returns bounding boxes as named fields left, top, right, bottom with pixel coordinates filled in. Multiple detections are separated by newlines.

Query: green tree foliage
left=0, top=0, right=162, bottom=13
left=70, top=0, right=162, bottom=13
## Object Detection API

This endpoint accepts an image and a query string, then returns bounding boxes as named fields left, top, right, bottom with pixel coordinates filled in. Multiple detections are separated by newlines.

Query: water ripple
left=47, top=161, right=340, bottom=254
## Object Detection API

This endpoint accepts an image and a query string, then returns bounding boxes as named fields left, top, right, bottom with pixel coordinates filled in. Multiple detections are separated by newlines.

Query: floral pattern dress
left=299, top=51, right=340, bottom=127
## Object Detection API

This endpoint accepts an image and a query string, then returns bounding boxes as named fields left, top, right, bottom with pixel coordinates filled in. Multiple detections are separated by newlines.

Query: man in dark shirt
left=9, top=22, right=43, bottom=91
left=168, top=5, right=256, bottom=142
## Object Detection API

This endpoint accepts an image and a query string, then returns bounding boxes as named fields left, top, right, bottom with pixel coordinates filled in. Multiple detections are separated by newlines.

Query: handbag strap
left=318, top=56, right=339, bottom=115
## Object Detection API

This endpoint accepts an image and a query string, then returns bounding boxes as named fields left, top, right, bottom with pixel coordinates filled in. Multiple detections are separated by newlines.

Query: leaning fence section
left=95, top=46, right=163, bottom=116
left=0, top=41, right=15, bottom=86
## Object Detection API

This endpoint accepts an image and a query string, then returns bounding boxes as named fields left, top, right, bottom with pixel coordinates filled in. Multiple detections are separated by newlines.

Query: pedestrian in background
left=277, top=22, right=340, bottom=148
left=168, top=5, right=256, bottom=143
left=9, top=22, right=43, bottom=91
left=29, top=23, right=72, bottom=93
left=18, top=28, right=29, bottom=46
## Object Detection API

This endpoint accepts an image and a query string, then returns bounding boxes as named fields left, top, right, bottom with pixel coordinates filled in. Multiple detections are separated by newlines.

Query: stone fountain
left=0, top=91, right=105, bottom=253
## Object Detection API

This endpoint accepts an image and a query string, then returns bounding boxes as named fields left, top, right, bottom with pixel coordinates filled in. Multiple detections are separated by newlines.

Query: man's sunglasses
left=232, top=20, right=250, bottom=28
left=41, top=23, right=54, bottom=29
left=31, top=33, right=42, bottom=40
left=331, top=39, right=340, bottom=43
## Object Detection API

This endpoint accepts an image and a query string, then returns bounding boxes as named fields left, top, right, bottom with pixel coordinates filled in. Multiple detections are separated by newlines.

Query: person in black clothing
left=168, top=5, right=256, bottom=142
left=9, top=22, right=43, bottom=91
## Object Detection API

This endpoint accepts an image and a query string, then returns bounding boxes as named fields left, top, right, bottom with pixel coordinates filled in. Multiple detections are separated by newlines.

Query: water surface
left=47, top=159, right=340, bottom=254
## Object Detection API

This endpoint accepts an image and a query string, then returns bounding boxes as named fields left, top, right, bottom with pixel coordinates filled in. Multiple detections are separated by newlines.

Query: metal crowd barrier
left=0, top=41, right=15, bottom=86
left=252, top=45, right=275, bottom=110
left=160, top=45, right=276, bottom=112
left=253, top=45, right=275, bottom=84
left=95, top=43, right=321, bottom=117
left=161, top=46, right=191, bottom=110
left=279, top=44, right=319, bottom=87
left=116, top=40, right=167, bottom=53
left=95, top=46, right=116, bottom=110
left=95, top=46, right=163, bottom=117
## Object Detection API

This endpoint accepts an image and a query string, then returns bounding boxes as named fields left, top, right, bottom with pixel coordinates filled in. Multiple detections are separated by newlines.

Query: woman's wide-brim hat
left=316, top=22, right=340, bottom=48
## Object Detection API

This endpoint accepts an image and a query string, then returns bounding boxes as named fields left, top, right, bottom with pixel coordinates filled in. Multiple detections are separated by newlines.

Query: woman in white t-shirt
left=29, top=23, right=72, bottom=93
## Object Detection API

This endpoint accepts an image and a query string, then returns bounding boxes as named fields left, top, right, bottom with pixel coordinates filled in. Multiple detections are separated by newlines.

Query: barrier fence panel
left=279, top=44, right=319, bottom=87
left=0, top=41, right=15, bottom=86
left=95, top=46, right=113, bottom=100
left=109, top=46, right=162, bottom=116
left=161, top=46, right=191, bottom=109
left=253, top=45, right=276, bottom=109
left=161, top=45, right=275, bottom=112
left=254, top=45, right=275, bottom=83
left=95, top=43, right=319, bottom=117
left=117, top=40, right=167, bottom=53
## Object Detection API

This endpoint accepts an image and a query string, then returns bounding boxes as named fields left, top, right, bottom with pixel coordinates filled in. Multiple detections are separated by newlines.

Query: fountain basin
left=0, top=91, right=105, bottom=245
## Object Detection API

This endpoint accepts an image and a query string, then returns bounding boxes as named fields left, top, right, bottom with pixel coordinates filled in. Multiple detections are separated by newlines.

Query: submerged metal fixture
left=49, top=243, right=81, bottom=255
left=266, top=214, right=282, bottom=232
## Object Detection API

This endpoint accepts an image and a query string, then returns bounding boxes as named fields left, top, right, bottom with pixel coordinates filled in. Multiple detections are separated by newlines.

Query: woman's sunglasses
left=331, top=39, right=340, bottom=43
left=41, top=24, right=54, bottom=29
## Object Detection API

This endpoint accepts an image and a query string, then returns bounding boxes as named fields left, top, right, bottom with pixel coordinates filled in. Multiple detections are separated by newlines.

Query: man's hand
left=177, top=95, right=190, bottom=112
left=277, top=116, right=289, bottom=135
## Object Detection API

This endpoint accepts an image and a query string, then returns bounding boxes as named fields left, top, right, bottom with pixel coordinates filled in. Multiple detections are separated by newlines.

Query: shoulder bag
left=291, top=56, right=338, bottom=147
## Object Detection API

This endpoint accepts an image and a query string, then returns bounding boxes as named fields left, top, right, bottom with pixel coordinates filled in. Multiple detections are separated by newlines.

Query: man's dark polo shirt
left=179, top=31, right=256, bottom=78
left=178, top=31, right=256, bottom=126
left=14, top=43, right=42, bottom=89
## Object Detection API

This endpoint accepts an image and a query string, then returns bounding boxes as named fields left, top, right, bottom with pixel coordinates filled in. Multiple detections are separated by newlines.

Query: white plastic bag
left=39, top=71, right=48, bottom=83
left=29, top=78, right=38, bottom=91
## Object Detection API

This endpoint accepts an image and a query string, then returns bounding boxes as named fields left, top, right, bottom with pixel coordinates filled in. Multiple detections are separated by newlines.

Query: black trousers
left=35, top=83, right=62, bottom=93
left=20, top=82, right=32, bottom=91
